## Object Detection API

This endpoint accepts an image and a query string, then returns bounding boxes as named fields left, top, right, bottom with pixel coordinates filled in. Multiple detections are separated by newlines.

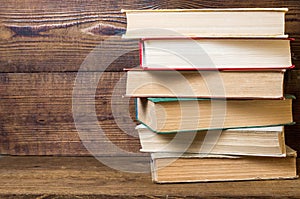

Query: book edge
left=138, top=125, right=286, bottom=157
left=152, top=175, right=299, bottom=184
left=137, top=119, right=295, bottom=134
left=121, top=8, right=289, bottom=13
left=122, top=35, right=290, bottom=39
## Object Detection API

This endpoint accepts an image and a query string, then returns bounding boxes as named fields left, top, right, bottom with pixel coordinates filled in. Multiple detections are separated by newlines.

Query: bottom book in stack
left=151, top=148, right=297, bottom=183
left=136, top=125, right=298, bottom=183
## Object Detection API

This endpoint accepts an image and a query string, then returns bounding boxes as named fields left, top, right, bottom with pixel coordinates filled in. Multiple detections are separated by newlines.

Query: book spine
left=135, top=98, right=138, bottom=120
left=139, top=39, right=144, bottom=69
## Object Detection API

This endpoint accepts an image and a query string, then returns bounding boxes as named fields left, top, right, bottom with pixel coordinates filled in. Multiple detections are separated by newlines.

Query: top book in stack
left=122, top=8, right=288, bottom=38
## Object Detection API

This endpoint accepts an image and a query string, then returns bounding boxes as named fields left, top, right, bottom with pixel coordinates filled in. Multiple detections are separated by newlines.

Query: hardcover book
left=122, top=8, right=288, bottom=38
left=137, top=124, right=286, bottom=157
left=126, top=69, right=286, bottom=98
left=139, top=38, right=292, bottom=70
left=136, top=97, right=294, bottom=133
left=150, top=146, right=297, bottom=183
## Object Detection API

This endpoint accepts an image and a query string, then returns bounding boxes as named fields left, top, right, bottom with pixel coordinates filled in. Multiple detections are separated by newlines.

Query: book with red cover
left=139, top=38, right=293, bottom=70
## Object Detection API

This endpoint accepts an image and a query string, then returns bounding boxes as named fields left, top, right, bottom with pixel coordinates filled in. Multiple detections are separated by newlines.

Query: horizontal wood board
left=0, top=0, right=300, bottom=155
left=0, top=156, right=299, bottom=197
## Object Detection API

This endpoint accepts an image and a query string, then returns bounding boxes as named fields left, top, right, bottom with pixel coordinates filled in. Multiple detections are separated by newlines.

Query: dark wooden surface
left=0, top=0, right=299, bottom=72
left=0, top=0, right=300, bottom=156
left=0, top=72, right=139, bottom=155
left=0, top=156, right=299, bottom=198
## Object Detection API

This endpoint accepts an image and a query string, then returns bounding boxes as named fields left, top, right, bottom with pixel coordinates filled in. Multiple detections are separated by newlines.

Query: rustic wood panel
left=0, top=72, right=140, bottom=155
left=0, top=156, right=299, bottom=197
left=0, top=0, right=299, bottom=72
left=0, top=0, right=300, bottom=156
left=0, top=70, right=299, bottom=155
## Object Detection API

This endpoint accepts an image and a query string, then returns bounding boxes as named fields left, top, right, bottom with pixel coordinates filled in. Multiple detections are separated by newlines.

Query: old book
left=137, top=124, right=286, bottom=157
left=139, top=38, right=292, bottom=70
left=122, top=8, right=288, bottom=38
left=126, top=70, right=285, bottom=98
left=136, top=97, right=294, bottom=133
left=150, top=146, right=298, bottom=183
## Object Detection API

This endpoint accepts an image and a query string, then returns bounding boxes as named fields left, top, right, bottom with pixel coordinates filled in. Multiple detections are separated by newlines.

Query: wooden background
left=0, top=0, right=299, bottom=156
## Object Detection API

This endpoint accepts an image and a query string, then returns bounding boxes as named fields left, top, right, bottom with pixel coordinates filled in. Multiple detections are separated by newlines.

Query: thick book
left=150, top=146, right=298, bottom=183
left=137, top=124, right=286, bottom=157
left=126, top=69, right=285, bottom=99
left=136, top=97, right=294, bottom=133
left=122, top=8, right=288, bottom=38
left=139, top=38, right=292, bottom=70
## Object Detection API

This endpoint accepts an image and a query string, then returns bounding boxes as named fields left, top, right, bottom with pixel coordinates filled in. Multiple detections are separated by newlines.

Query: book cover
left=150, top=146, right=297, bottom=183
left=136, top=96, right=294, bottom=133
left=139, top=38, right=293, bottom=70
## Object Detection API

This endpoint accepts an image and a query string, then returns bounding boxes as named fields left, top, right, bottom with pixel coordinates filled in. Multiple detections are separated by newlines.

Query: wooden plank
left=0, top=71, right=299, bottom=155
left=285, top=70, right=300, bottom=151
left=0, top=0, right=299, bottom=72
left=0, top=156, right=299, bottom=197
left=0, top=72, right=140, bottom=155
left=1, top=0, right=299, bottom=155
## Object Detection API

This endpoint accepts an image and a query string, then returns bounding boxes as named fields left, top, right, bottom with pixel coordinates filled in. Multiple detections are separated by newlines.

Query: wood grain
left=0, top=0, right=299, bottom=72
left=0, top=72, right=140, bottom=155
left=0, top=71, right=299, bottom=155
left=0, top=0, right=300, bottom=156
left=0, top=156, right=299, bottom=197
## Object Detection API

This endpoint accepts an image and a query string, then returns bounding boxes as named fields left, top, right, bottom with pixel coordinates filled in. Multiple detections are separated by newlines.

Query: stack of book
left=122, top=8, right=298, bottom=183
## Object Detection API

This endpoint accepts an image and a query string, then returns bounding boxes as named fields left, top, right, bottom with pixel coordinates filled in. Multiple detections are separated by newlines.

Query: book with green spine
left=136, top=97, right=294, bottom=133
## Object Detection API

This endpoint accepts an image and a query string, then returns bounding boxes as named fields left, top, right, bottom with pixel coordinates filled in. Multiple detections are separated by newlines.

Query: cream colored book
left=126, top=70, right=285, bottom=98
left=140, top=39, right=292, bottom=69
left=137, top=97, right=294, bottom=133
left=122, top=8, right=288, bottom=38
left=137, top=124, right=286, bottom=157
left=150, top=146, right=298, bottom=183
